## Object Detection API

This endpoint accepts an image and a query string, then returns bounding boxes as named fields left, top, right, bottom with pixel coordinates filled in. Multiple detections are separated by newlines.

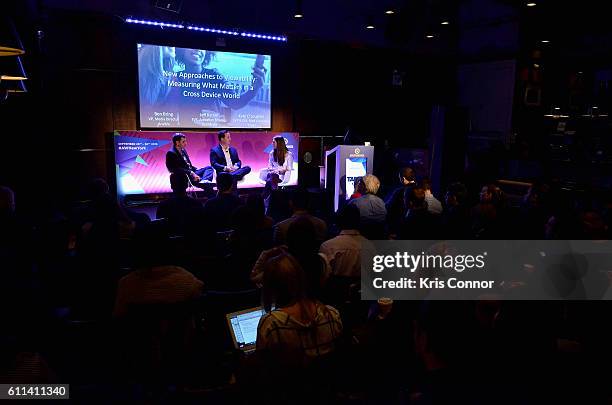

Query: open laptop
left=226, top=307, right=266, bottom=353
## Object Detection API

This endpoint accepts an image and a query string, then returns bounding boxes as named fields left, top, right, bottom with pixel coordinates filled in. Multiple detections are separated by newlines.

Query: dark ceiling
left=11, top=0, right=612, bottom=57
left=20, top=0, right=463, bottom=49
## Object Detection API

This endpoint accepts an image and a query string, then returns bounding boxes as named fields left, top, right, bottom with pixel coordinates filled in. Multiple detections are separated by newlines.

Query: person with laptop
left=230, top=253, right=341, bottom=402
left=240, top=253, right=342, bottom=402
left=256, top=253, right=342, bottom=366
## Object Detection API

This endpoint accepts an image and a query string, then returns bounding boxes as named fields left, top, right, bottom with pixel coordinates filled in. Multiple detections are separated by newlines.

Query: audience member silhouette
left=386, top=167, right=416, bottom=235
left=202, top=172, right=243, bottom=232
left=398, top=187, right=442, bottom=240
left=156, top=173, right=204, bottom=236
left=113, top=223, right=204, bottom=318
left=350, top=174, right=387, bottom=239
left=273, top=189, right=327, bottom=246
left=442, top=182, right=471, bottom=239
left=421, top=177, right=443, bottom=215
left=320, top=204, right=373, bottom=278
left=470, top=184, right=507, bottom=239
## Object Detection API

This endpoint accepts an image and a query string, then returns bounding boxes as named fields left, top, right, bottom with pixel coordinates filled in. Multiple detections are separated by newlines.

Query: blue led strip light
left=125, top=18, right=287, bottom=42
left=125, top=18, right=184, bottom=28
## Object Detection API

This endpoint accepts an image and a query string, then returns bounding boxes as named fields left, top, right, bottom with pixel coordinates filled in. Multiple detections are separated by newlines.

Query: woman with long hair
left=260, top=136, right=294, bottom=194
left=257, top=253, right=342, bottom=365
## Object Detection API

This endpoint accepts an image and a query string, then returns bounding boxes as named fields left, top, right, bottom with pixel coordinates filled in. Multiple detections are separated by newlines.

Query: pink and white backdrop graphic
left=114, top=130, right=299, bottom=195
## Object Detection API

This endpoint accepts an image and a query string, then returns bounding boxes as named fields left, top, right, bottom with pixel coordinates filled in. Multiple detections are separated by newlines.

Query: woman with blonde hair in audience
left=257, top=253, right=342, bottom=366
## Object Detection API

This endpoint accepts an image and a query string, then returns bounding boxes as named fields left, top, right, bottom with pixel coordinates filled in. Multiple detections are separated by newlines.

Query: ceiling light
left=526, top=2, right=537, bottom=6
left=365, top=15, right=375, bottom=30
left=441, top=21, right=449, bottom=25
left=294, top=0, right=303, bottom=19
left=426, top=34, right=434, bottom=39
left=385, top=10, right=394, bottom=15
left=541, top=40, right=550, bottom=43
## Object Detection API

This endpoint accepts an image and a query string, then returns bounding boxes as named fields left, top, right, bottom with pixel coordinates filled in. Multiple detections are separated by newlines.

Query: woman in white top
left=259, top=136, right=293, bottom=186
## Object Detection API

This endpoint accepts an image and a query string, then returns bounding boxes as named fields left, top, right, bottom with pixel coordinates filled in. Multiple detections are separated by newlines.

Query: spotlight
left=294, top=0, right=303, bottom=18
left=541, top=40, right=550, bottom=43
left=441, top=21, right=449, bottom=25
left=526, top=2, right=537, bottom=6
left=426, top=34, right=434, bottom=39
left=385, top=10, right=394, bottom=15
left=365, top=15, right=375, bottom=30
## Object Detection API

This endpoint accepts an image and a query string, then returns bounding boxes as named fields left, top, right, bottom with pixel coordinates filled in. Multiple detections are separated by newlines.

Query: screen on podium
left=345, top=157, right=367, bottom=199
left=325, top=145, right=375, bottom=211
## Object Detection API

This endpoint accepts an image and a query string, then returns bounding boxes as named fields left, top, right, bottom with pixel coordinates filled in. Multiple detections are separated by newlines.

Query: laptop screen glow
left=229, top=308, right=265, bottom=348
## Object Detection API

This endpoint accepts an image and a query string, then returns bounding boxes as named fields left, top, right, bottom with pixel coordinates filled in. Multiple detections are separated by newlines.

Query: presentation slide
left=114, top=130, right=298, bottom=195
left=137, top=43, right=271, bottom=129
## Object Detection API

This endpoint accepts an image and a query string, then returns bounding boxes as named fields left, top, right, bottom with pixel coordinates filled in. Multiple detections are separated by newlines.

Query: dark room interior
left=1, top=0, right=611, bottom=403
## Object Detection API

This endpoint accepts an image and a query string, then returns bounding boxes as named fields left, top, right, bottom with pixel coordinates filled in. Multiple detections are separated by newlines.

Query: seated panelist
left=210, top=130, right=251, bottom=181
left=166, top=133, right=214, bottom=184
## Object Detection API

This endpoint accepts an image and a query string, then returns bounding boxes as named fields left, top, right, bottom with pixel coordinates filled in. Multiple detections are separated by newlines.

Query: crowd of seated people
left=1, top=168, right=611, bottom=403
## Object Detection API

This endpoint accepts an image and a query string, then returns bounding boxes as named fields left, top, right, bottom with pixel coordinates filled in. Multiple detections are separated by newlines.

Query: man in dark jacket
left=209, top=130, right=251, bottom=182
left=385, top=167, right=416, bottom=236
left=166, top=133, right=214, bottom=184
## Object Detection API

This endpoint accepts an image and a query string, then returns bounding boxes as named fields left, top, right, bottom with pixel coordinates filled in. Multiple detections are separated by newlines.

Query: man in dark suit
left=166, top=133, right=214, bottom=184
left=209, top=130, right=251, bottom=182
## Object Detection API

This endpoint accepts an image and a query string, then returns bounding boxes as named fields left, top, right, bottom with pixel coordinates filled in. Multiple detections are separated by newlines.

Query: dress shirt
left=319, top=230, right=375, bottom=278
left=222, top=146, right=233, bottom=169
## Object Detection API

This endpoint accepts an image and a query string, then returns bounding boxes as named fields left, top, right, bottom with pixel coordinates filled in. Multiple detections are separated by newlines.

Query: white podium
left=325, top=145, right=375, bottom=212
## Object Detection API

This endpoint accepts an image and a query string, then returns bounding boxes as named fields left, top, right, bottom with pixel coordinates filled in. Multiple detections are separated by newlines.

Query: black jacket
left=166, top=148, right=196, bottom=175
